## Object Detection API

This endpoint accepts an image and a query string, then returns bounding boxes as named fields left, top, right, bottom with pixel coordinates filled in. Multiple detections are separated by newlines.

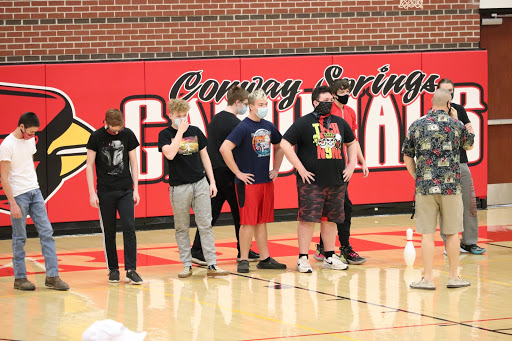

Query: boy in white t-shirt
left=0, top=112, right=69, bottom=291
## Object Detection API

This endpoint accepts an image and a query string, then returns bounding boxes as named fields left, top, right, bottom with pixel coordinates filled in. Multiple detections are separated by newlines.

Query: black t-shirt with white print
left=283, top=113, right=355, bottom=186
left=158, top=125, right=208, bottom=186
left=86, top=127, right=140, bottom=192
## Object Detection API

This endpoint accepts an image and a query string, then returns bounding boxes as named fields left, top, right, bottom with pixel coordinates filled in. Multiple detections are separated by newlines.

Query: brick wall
left=0, top=0, right=481, bottom=63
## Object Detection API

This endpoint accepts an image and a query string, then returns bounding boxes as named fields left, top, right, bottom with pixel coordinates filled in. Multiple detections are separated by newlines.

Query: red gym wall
left=0, top=1, right=487, bottom=228
left=0, top=51, right=488, bottom=227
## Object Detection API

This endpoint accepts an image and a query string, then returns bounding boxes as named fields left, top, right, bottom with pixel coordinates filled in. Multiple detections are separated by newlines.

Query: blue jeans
left=10, top=188, right=59, bottom=279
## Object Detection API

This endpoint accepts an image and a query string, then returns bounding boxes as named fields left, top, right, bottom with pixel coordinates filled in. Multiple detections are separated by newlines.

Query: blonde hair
left=248, top=89, right=267, bottom=105
left=168, top=98, right=190, bottom=115
left=105, top=109, right=124, bottom=126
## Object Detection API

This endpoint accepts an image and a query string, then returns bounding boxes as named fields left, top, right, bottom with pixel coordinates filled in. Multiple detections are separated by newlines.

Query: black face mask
left=314, top=101, right=332, bottom=117
left=336, top=94, right=349, bottom=105
left=451, top=92, right=454, bottom=100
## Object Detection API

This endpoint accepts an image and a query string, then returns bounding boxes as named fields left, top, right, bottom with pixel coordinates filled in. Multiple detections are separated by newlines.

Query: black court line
left=487, top=243, right=512, bottom=250
left=494, top=328, right=512, bottom=331
left=229, top=271, right=512, bottom=337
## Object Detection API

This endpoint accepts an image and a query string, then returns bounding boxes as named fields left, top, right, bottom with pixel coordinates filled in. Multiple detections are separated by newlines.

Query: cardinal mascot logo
left=0, top=82, right=94, bottom=215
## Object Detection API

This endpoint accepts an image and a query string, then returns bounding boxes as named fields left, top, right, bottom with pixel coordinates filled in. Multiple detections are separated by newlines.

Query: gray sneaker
left=14, top=278, right=36, bottom=291
left=447, top=276, right=470, bottom=288
left=178, top=266, right=192, bottom=278
left=45, top=276, right=70, bottom=291
left=237, top=260, right=250, bottom=273
left=410, top=277, right=436, bottom=290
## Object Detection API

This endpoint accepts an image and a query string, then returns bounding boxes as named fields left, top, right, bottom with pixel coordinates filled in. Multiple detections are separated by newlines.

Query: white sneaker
left=178, top=266, right=192, bottom=278
left=323, top=255, right=349, bottom=270
left=444, top=248, right=468, bottom=256
left=297, top=256, right=313, bottom=273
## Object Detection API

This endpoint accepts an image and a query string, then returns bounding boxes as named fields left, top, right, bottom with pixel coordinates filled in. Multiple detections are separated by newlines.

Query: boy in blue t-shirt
left=220, top=89, right=287, bottom=274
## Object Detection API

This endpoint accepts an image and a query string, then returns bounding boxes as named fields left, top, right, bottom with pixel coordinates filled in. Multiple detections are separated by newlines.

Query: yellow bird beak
left=47, top=122, right=91, bottom=176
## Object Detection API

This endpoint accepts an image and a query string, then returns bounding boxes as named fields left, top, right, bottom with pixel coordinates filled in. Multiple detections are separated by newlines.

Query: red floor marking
left=0, top=224, right=510, bottom=277
left=239, top=317, right=512, bottom=341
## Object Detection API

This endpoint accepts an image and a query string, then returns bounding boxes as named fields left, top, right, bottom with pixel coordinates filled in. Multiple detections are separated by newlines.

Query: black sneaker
left=125, top=270, right=143, bottom=285
left=340, top=246, right=366, bottom=265
left=460, top=242, right=486, bottom=255
left=237, top=260, right=250, bottom=273
left=313, top=243, right=325, bottom=261
left=257, top=257, right=287, bottom=270
left=108, top=269, right=120, bottom=283
left=191, top=250, right=207, bottom=266
left=236, top=249, right=261, bottom=262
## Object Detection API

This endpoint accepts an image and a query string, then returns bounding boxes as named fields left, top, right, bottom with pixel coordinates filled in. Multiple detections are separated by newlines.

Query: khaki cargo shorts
left=415, top=193, right=463, bottom=235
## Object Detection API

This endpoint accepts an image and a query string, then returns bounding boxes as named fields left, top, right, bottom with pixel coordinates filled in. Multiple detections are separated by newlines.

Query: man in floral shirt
left=402, top=88, right=474, bottom=290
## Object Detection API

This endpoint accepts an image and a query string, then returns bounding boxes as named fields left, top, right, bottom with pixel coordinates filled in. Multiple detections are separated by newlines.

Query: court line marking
left=231, top=272, right=512, bottom=337
left=487, top=242, right=512, bottom=250
left=136, top=286, right=360, bottom=341
left=238, top=317, right=512, bottom=341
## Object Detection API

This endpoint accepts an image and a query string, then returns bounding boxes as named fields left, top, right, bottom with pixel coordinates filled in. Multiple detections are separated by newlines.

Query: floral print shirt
left=402, top=109, right=475, bottom=195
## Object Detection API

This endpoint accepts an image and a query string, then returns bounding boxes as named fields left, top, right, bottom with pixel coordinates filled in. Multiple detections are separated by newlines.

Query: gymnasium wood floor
left=0, top=206, right=511, bottom=341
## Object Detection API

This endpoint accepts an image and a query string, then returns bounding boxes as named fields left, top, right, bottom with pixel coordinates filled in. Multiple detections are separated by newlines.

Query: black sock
left=260, top=257, right=271, bottom=263
left=325, top=251, right=335, bottom=259
left=299, top=253, right=308, bottom=259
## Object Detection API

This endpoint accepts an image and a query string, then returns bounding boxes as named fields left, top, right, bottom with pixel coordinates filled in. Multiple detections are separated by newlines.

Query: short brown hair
left=331, top=79, right=352, bottom=94
left=105, top=109, right=124, bottom=126
left=437, top=78, right=454, bottom=89
left=168, top=98, right=190, bottom=115
left=226, top=85, right=249, bottom=106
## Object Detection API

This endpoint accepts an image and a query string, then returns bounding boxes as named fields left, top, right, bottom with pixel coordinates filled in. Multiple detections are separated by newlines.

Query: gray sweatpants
left=440, top=163, right=479, bottom=245
left=169, top=177, right=217, bottom=267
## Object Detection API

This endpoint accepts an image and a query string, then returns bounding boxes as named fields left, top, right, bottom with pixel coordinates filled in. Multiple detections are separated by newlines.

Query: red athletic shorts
left=236, top=182, right=274, bottom=225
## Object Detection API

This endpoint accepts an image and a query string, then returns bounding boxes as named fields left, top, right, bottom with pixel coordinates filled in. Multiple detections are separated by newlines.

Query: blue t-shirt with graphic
left=226, top=117, right=282, bottom=184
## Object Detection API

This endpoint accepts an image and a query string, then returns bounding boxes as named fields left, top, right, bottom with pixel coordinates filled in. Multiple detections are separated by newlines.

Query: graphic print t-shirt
left=226, top=117, right=282, bottom=184
left=283, top=113, right=355, bottom=186
left=158, top=125, right=208, bottom=186
left=86, top=127, right=140, bottom=191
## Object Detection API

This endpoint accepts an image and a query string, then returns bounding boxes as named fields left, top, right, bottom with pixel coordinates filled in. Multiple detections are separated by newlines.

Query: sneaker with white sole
left=125, top=270, right=143, bottom=285
left=297, top=256, right=313, bottom=273
left=410, top=277, right=436, bottom=290
left=178, top=266, right=192, bottom=278
left=443, top=247, right=469, bottom=256
left=108, top=269, right=120, bottom=283
left=207, top=265, right=230, bottom=276
left=447, top=276, right=470, bottom=288
left=191, top=250, right=207, bottom=266
left=460, top=242, right=486, bottom=255
left=322, top=255, right=349, bottom=270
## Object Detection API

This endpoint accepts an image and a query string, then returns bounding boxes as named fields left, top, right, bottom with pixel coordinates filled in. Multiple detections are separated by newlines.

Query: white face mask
left=173, top=115, right=188, bottom=127
left=256, top=107, right=268, bottom=119
left=238, top=104, right=248, bottom=115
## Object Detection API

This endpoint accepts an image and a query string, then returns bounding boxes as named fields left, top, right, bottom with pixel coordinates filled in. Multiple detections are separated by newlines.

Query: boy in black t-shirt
left=281, top=86, right=358, bottom=273
left=437, top=78, right=485, bottom=255
left=86, top=109, right=143, bottom=284
left=158, top=99, right=229, bottom=278
left=190, top=85, right=260, bottom=265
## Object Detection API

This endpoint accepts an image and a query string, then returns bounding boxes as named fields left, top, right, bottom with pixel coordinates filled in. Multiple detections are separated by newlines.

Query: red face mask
left=106, top=126, right=123, bottom=135
left=20, top=128, right=35, bottom=140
